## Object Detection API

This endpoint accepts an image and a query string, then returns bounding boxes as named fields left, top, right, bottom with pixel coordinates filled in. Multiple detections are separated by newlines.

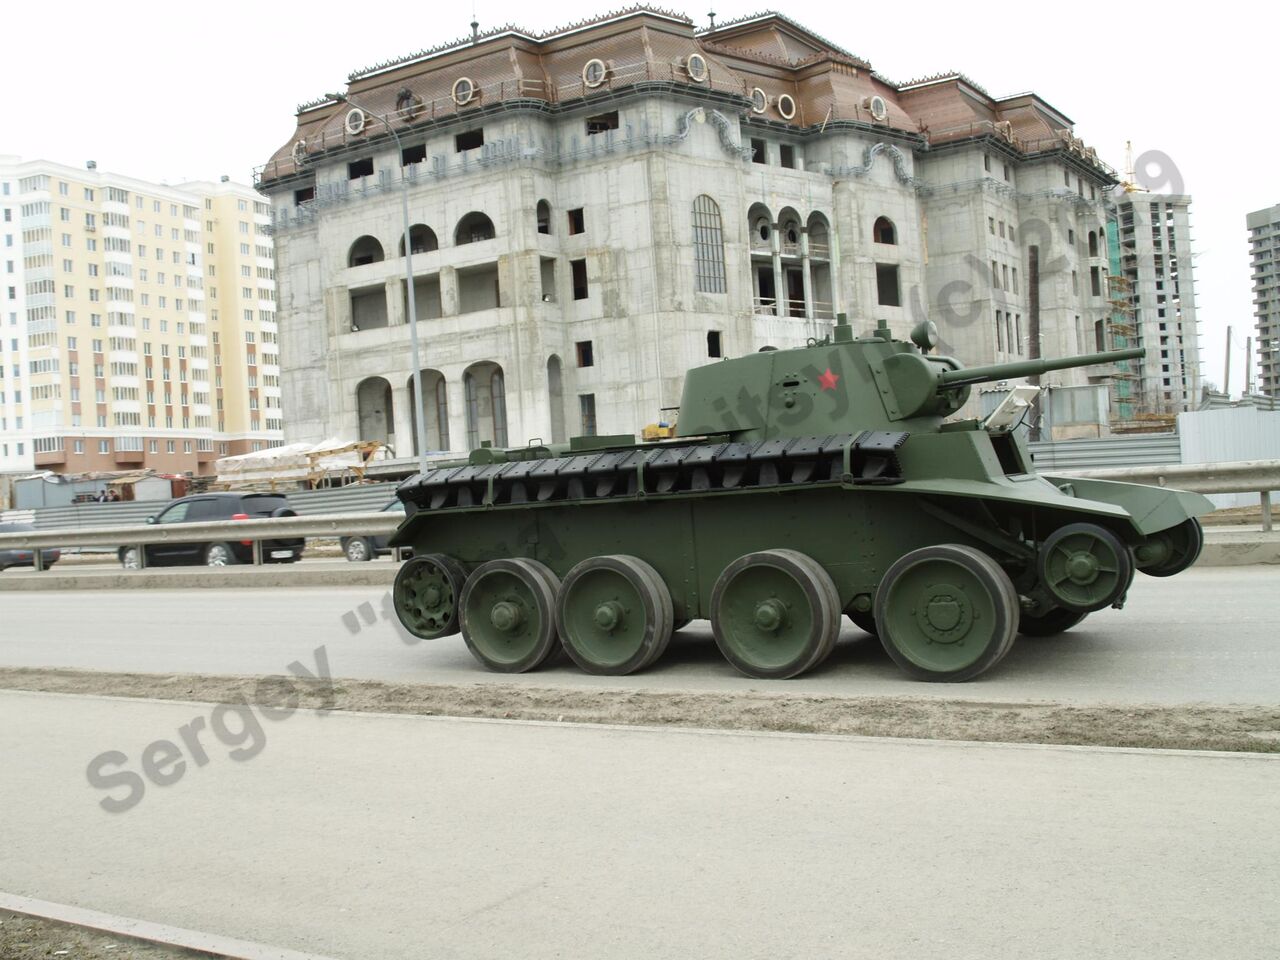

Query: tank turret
left=675, top=314, right=1143, bottom=441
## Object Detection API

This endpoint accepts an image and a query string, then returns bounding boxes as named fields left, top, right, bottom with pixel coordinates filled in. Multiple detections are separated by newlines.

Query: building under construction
left=255, top=8, right=1147, bottom=453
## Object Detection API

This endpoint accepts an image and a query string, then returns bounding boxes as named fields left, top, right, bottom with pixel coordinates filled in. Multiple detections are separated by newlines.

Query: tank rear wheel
left=459, top=558, right=560, bottom=672
left=710, top=549, right=840, bottom=680
left=1017, top=607, right=1087, bottom=637
left=556, top=555, right=673, bottom=675
left=1038, top=523, right=1133, bottom=613
left=846, top=609, right=878, bottom=638
left=393, top=553, right=469, bottom=640
left=876, top=544, right=1019, bottom=682
left=1134, top=517, right=1203, bottom=578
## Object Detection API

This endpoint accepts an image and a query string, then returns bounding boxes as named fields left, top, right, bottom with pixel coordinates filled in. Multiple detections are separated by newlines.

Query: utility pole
left=1245, top=336, right=1252, bottom=396
left=1224, top=325, right=1232, bottom=397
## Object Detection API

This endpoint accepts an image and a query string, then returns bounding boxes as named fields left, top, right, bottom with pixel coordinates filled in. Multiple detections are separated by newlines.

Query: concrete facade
left=258, top=10, right=1127, bottom=454
left=1246, top=203, right=1280, bottom=397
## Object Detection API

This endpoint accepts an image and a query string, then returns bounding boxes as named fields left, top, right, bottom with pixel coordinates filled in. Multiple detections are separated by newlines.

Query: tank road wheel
left=556, top=555, right=674, bottom=675
left=876, top=545, right=1019, bottom=683
left=458, top=558, right=560, bottom=673
left=1017, top=607, right=1087, bottom=637
left=393, top=553, right=469, bottom=640
left=710, top=549, right=841, bottom=680
left=1134, top=517, right=1204, bottom=578
left=1038, top=523, right=1133, bottom=613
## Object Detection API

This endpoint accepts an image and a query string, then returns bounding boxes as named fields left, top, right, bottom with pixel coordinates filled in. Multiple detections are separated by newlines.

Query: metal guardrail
left=1061, top=459, right=1280, bottom=531
left=0, top=512, right=402, bottom=571
left=2, top=460, right=1276, bottom=572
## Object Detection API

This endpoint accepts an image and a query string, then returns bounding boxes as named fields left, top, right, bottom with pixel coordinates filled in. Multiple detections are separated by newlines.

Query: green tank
left=388, top=315, right=1211, bottom=682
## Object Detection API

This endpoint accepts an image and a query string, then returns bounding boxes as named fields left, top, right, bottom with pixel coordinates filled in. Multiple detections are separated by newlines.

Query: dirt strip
left=0, top=910, right=194, bottom=960
left=2, top=667, right=1278, bottom=753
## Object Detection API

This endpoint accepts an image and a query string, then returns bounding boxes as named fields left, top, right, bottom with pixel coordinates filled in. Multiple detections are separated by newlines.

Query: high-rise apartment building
left=1246, top=203, right=1280, bottom=397
left=0, top=157, right=282, bottom=475
left=256, top=9, right=1142, bottom=453
left=1111, top=192, right=1201, bottom=411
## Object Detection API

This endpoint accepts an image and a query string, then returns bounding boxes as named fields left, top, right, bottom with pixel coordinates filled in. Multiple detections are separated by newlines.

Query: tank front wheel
left=1038, top=523, right=1133, bottom=613
left=1017, top=607, right=1087, bottom=637
left=460, top=558, right=560, bottom=673
left=556, top=555, right=673, bottom=675
left=393, top=553, right=469, bottom=640
left=710, top=549, right=840, bottom=680
left=1134, top=517, right=1203, bottom=578
left=876, top=545, right=1019, bottom=682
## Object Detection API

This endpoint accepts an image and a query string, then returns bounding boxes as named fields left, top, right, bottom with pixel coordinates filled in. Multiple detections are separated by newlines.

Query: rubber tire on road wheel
left=1017, top=607, right=1087, bottom=637
left=345, top=537, right=372, bottom=562
left=1137, top=517, right=1204, bottom=578
left=556, top=555, right=674, bottom=675
left=460, top=558, right=561, bottom=673
left=205, top=542, right=237, bottom=567
left=711, top=549, right=841, bottom=680
left=393, top=553, right=469, bottom=640
left=875, top=544, right=1019, bottom=683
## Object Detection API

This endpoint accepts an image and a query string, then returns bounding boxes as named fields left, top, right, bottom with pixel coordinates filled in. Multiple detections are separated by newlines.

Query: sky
left=4, top=0, right=1272, bottom=395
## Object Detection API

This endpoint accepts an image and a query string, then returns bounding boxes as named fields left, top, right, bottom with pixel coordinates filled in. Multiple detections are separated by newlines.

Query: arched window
left=398, top=225, right=438, bottom=256
left=873, top=217, right=897, bottom=245
left=348, top=235, right=384, bottom=266
left=455, top=211, right=495, bottom=245
left=536, top=200, right=551, bottom=235
left=356, top=377, right=393, bottom=444
left=692, top=195, right=726, bottom=293
left=1088, top=231, right=1099, bottom=257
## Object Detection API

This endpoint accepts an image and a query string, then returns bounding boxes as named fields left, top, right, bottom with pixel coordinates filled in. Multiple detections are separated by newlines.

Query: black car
left=341, top=500, right=408, bottom=562
left=117, top=493, right=304, bottom=568
left=0, top=522, right=60, bottom=571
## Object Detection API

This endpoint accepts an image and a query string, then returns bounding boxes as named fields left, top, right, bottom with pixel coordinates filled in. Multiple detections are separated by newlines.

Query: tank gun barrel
left=937, top=348, right=1145, bottom=388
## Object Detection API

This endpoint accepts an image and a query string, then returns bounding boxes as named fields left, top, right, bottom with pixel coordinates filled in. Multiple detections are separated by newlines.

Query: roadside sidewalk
left=1, top=690, right=1277, bottom=959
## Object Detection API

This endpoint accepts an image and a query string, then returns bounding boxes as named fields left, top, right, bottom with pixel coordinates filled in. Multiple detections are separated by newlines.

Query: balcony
left=114, top=447, right=144, bottom=464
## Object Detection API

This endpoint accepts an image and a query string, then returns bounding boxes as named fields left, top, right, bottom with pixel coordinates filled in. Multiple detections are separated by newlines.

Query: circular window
left=686, top=53, right=708, bottom=83
left=868, top=95, right=888, bottom=122
left=452, top=77, right=476, bottom=106
left=756, top=221, right=771, bottom=242
left=344, top=107, right=367, bottom=136
left=750, top=87, right=767, bottom=114
left=395, top=87, right=421, bottom=119
left=583, top=58, right=608, bottom=88
left=777, top=94, right=796, bottom=120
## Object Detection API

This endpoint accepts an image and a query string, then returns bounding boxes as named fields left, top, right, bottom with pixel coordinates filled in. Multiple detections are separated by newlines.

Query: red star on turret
left=818, top=368, right=840, bottom=391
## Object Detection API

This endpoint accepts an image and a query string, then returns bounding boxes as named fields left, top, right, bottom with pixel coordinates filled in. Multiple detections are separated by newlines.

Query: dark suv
left=117, top=493, right=304, bottom=568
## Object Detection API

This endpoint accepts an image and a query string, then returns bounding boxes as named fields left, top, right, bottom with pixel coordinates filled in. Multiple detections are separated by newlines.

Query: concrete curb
left=1199, top=531, right=1280, bottom=566
left=0, top=891, right=341, bottom=960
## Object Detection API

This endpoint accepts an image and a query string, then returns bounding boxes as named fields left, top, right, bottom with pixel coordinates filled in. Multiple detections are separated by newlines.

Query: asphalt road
left=2, top=690, right=1276, bottom=959
left=1, top=566, right=1277, bottom=704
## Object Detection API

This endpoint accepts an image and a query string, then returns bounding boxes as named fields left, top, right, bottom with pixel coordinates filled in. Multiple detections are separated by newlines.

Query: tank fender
left=1042, top=475, right=1214, bottom=536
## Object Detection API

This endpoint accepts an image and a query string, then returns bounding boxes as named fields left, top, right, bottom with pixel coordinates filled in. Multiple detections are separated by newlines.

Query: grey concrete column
left=440, top=266, right=459, bottom=317
left=390, top=383, right=412, bottom=458
left=771, top=223, right=784, bottom=318
left=385, top=278, right=405, bottom=327
left=800, top=226, right=814, bottom=321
